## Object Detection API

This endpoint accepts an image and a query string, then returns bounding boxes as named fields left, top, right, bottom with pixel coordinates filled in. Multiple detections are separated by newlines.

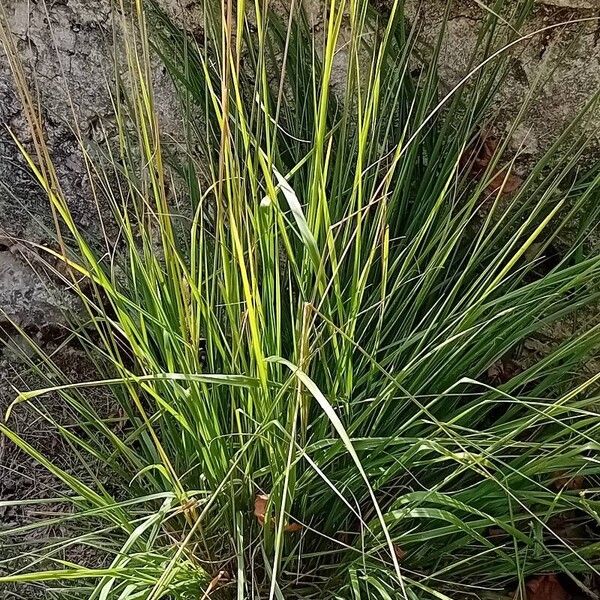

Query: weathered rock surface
left=0, top=0, right=598, bottom=345
left=406, top=0, right=600, bottom=152
left=0, top=246, right=75, bottom=332
left=1, top=0, right=114, bottom=243
left=0, top=0, right=179, bottom=339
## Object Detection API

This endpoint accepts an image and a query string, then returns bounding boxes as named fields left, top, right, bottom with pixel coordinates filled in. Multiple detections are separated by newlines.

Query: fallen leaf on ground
left=487, top=527, right=509, bottom=542
left=201, top=570, right=228, bottom=599
left=460, top=135, right=497, bottom=178
left=487, top=359, right=523, bottom=385
left=547, top=512, right=586, bottom=548
left=254, top=494, right=269, bottom=525
left=461, top=134, right=522, bottom=197
left=254, top=494, right=303, bottom=532
left=486, top=168, right=523, bottom=195
left=552, top=472, right=585, bottom=491
left=525, top=574, right=570, bottom=600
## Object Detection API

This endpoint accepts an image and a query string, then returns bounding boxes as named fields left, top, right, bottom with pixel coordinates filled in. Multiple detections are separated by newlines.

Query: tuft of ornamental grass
left=1, top=0, right=600, bottom=598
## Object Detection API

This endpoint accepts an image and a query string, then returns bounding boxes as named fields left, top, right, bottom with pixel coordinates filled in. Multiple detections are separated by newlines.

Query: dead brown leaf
left=487, top=359, right=523, bottom=385
left=486, top=169, right=523, bottom=195
left=552, top=472, right=585, bottom=491
left=547, top=512, right=586, bottom=548
left=254, top=494, right=269, bottom=526
left=460, top=135, right=498, bottom=178
left=487, top=527, right=510, bottom=543
left=254, top=494, right=303, bottom=533
left=525, top=574, right=570, bottom=600
left=461, top=134, right=522, bottom=197
left=201, top=570, right=228, bottom=599
left=393, top=545, right=407, bottom=561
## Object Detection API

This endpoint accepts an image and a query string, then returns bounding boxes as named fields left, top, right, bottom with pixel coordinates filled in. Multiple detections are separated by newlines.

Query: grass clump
left=1, top=0, right=600, bottom=598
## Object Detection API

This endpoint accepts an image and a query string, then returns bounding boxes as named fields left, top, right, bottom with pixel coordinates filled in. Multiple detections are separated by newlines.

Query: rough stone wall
left=0, top=0, right=114, bottom=329
left=410, top=0, right=600, bottom=158
left=1, top=0, right=112, bottom=239
left=0, top=0, right=179, bottom=328
left=0, top=0, right=599, bottom=366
